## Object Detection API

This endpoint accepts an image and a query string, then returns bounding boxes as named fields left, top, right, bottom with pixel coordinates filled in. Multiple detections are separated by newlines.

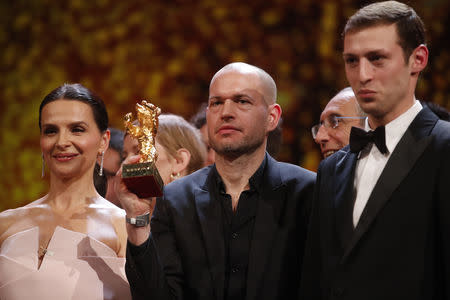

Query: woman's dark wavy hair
left=39, top=83, right=108, bottom=132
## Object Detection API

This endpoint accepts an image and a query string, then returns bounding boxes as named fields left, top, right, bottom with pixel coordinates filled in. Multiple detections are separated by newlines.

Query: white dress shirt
left=352, top=100, right=423, bottom=227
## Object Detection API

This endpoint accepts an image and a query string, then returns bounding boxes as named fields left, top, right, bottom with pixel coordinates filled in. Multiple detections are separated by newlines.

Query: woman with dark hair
left=0, top=84, right=131, bottom=299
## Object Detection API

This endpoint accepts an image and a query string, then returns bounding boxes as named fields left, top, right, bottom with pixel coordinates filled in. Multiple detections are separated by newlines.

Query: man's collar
left=212, top=154, right=268, bottom=194
left=365, top=100, right=422, bottom=153
left=248, top=154, right=267, bottom=192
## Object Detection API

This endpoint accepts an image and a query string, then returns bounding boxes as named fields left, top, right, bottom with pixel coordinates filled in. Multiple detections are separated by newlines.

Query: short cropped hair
left=189, top=102, right=208, bottom=129
left=343, top=1, right=426, bottom=62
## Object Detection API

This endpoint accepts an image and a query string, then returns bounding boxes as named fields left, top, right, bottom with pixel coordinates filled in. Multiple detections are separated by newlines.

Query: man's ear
left=410, top=44, right=428, bottom=76
left=172, top=148, right=191, bottom=176
left=267, top=104, right=282, bottom=132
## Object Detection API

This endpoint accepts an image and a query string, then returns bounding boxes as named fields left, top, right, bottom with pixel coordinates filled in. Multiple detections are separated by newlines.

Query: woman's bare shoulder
left=99, top=198, right=127, bottom=235
left=0, top=197, right=49, bottom=246
left=86, top=197, right=127, bottom=256
left=0, top=199, right=42, bottom=225
left=89, top=197, right=126, bottom=235
left=91, top=197, right=126, bottom=217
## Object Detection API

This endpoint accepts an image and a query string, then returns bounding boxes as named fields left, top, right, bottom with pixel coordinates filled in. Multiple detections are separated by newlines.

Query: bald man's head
left=210, top=62, right=277, bottom=105
left=207, top=62, right=282, bottom=159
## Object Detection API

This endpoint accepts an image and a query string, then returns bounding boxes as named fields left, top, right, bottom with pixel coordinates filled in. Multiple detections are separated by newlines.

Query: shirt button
left=231, top=232, right=238, bottom=239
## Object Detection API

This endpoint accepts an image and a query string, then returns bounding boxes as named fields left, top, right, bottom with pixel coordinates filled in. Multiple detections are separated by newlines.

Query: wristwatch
left=126, top=212, right=150, bottom=227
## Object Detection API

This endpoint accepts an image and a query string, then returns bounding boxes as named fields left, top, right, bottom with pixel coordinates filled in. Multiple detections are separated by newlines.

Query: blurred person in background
left=100, top=127, right=124, bottom=207
left=122, top=113, right=206, bottom=185
left=312, top=87, right=366, bottom=159
left=190, top=102, right=216, bottom=166
left=0, top=83, right=130, bottom=299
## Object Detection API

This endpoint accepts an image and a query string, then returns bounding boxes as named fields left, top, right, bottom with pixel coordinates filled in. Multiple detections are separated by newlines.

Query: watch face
left=127, top=213, right=150, bottom=227
left=135, top=219, right=147, bottom=226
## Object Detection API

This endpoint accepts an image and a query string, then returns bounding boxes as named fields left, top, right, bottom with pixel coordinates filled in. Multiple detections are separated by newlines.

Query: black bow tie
left=349, top=126, right=388, bottom=154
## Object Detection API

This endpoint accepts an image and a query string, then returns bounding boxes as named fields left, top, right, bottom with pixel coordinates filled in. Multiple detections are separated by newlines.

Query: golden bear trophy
left=122, top=100, right=163, bottom=198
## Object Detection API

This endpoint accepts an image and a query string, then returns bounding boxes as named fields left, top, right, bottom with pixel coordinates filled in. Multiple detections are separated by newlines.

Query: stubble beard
left=211, top=134, right=265, bottom=159
left=357, top=96, right=383, bottom=118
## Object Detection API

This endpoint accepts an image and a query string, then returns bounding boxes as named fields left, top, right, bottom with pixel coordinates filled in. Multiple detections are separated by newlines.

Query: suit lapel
left=194, top=169, right=225, bottom=300
left=341, top=108, right=437, bottom=262
left=246, top=156, right=284, bottom=300
left=333, top=149, right=359, bottom=250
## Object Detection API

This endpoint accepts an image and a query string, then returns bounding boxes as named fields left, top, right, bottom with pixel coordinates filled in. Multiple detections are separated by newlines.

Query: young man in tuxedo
left=300, top=1, right=450, bottom=299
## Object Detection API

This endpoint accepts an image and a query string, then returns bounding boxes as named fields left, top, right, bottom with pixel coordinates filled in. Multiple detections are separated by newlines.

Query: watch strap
left=126, top=212, right=150, bottom=227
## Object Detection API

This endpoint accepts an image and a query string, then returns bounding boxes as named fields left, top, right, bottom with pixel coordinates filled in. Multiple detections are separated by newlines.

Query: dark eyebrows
left=343, top=49, right=388, bottom=58
left=41, top=121, right=89, bottom=128
left=366, top=49, right=388, bottom=56
left=70, top=121, right=89, bottom=127
left=41, top=123, right=56, bottom=128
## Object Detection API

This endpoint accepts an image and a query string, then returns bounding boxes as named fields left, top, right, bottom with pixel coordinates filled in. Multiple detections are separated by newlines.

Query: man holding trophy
left=116, top=62, right=316, bottom=300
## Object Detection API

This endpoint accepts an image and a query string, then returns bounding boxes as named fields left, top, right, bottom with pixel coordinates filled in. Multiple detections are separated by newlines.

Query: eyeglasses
left=311, top=116, right=366, bottom=139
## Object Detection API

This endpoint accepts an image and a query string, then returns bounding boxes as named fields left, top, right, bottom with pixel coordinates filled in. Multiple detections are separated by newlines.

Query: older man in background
left=312, top=87, right=366, bottom=158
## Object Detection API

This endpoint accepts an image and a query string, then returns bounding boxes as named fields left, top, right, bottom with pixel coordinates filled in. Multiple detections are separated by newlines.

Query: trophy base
left=122, top=162, right=164, bottom=198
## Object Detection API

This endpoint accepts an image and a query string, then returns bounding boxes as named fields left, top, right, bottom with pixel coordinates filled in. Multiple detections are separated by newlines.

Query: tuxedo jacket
left=126, top=154, right=315, bottom=300
left=300, top=107, right=450, bottom=300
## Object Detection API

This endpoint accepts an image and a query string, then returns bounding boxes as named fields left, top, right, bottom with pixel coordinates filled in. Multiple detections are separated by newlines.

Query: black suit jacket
left=126, top=154, right=315, bottom=300
left=300, top=107, right=450, bottom=300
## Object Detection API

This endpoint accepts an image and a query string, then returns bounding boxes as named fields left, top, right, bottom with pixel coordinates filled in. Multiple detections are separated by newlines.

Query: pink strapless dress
left=0, top=226, right=131, bottom=300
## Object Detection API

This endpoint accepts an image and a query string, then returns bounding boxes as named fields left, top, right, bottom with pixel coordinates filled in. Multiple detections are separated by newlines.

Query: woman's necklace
left=38, top=245, right=54, bottom=261
left=38, top=246, right=47, bottom=260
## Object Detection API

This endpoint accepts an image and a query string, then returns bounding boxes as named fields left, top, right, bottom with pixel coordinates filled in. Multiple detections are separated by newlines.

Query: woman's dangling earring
left=99, top=151, right=105, bottom=176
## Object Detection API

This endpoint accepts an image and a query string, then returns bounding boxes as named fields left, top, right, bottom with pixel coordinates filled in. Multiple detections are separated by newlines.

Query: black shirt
left=128, top=156, right=268, bottom=300
left=211, top=157, right=266, bottom=300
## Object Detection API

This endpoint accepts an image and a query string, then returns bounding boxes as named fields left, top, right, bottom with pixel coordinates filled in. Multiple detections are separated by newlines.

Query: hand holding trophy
left=122, top=100, right=164, bottom=198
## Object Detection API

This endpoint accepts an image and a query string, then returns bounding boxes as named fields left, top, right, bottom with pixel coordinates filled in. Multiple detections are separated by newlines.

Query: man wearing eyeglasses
left=312, top=87, right=366, bottom=158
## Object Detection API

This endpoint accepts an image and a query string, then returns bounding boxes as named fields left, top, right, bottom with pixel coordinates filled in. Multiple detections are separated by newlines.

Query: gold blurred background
left=1, top=0, right=449, bottom=211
